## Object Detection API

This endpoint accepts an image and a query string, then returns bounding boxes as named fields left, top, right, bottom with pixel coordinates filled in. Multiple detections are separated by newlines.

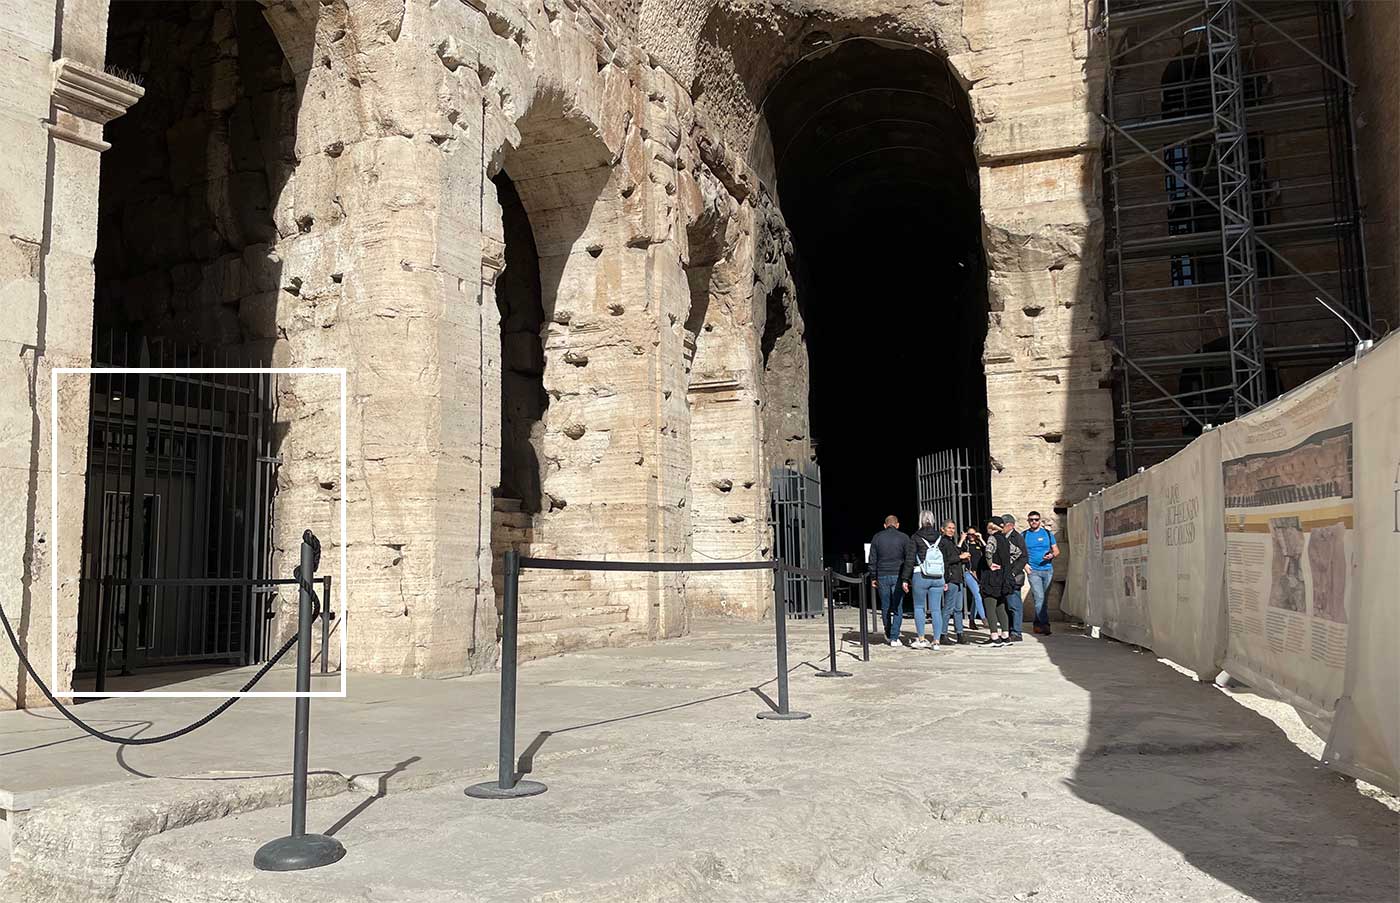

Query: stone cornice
left=47, top=58, right=145, bottom=151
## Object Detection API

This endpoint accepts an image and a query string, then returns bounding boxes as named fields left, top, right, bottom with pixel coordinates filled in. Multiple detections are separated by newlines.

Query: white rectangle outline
left=51, top=367, right=348, bottom=699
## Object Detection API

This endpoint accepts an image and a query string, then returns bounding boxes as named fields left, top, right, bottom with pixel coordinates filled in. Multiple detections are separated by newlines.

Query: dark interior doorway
left=764, top=39, right=990, bottom=563
left=77, top=1, right=296, bottom=687
left=493, top=171, right=548, bottom=514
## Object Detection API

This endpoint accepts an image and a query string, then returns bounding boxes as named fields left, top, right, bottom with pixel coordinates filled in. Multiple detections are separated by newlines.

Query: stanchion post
left=758, top=563, right=810, bottom=720
left=319, top=575, right=332, bottom=675
left=467, top=549, right=547, bottom=798
left=254, top=530, right=345, bottom=872
left=858, top=574, right=870, bottom=662
left=814, top=568, right=851, bottom=678
left=95, top=575, right=112, bottom=693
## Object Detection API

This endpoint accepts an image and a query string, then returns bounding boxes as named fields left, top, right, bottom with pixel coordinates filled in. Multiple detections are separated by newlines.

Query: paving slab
left=2, top=619, right=1397, bottom=903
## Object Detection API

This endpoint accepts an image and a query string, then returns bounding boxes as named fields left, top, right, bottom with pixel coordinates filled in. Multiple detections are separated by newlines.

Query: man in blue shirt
left=1022, top=510, right=1059, bottom=635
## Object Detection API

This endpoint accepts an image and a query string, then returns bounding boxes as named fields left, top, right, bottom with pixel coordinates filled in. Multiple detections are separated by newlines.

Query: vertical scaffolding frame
left=1100, top=0, right=1372, bottom=475
left=1205, top=0, right=1267, bottom=417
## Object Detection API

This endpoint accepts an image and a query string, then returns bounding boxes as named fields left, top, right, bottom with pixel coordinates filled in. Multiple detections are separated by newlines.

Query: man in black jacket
left=868, top=515, right=912, bottom=647
left=1000, top=513, right=1029, bottom=641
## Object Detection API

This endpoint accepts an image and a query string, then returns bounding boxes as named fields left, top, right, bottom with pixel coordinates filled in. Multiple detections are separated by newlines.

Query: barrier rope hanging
left=0, top=566, right=321, bottom=746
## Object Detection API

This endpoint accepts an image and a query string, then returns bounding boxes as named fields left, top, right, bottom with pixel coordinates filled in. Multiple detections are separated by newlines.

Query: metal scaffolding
left=1101, top=0, right=1373, bottom=475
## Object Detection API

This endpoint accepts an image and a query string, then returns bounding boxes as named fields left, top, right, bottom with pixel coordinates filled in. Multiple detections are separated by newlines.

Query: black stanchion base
left=813, top=669, right=852, bottom=678
left=465, top=779, right=548, bottom=799
left=756, top=710, right=812, bottom=720
left=253, top=833, right=346, bottom=872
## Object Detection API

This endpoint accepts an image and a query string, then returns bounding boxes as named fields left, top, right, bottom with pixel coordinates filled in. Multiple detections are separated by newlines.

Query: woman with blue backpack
left=900, top=511, right=948, bottom=650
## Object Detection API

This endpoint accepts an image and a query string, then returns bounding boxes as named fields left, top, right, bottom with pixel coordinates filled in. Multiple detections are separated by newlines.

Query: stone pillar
left=684, top=203, right=772, bottom=619
left=256, top=0, right=500, bottom=678
left=954, top=0, right=1117, bottom=524
left=0, top=0, right=143, bottom=709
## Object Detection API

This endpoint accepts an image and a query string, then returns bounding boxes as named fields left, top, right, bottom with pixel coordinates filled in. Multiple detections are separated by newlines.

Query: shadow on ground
left=1042, top=628, right=1398, bottom=902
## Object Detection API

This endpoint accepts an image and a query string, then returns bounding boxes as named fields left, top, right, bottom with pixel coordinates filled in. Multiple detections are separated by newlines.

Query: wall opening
left=761, top=39, right=989, bottom=562
left=76, top=1, right=297, bottom=688
left=493, top=171, right=548, bottom=514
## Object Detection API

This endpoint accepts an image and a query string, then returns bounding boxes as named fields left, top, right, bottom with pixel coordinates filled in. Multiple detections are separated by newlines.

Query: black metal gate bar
left=769, top=463, right=824, bottom=618
left=77, top=334, right=279, bottom=680
left=916, top=447, right=992, bottom=534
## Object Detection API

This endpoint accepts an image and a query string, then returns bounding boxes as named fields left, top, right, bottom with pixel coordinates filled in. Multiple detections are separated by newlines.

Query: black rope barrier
left=831, top=571, right=871, bottom=661
left=1, top=528, right=343, bottom=872
left=755, top=561, right=810, bottom=721
left=0, top=604, right=298, bottom=745
left=812, top=569, right=851, bottom=679
left=0, top=552, right=326, bottom=745
left=521, top=557, right=778, bottom=573
left=468, top=552, right=814, bottom=799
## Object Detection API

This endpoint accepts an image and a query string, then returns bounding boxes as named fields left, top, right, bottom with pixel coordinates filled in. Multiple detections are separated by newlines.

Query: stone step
left=491, top=511, right=532, bottom=531
left=519, top=594, right=624, bottom=618
left=490, top=532, right=533, bottom=550
left=516, top=623, right=645, bottom=662
left=493, top=496, right=524, bottom=514
left=516, top=606, right=631, bottom=634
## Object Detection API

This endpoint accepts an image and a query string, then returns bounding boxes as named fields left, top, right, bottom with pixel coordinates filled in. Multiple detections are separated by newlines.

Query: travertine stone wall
left=1, top=0, right=142, bottom=707
left=4, top=0, right=1125, bottom=697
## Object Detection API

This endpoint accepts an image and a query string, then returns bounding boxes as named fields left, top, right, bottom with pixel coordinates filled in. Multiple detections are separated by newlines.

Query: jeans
left=942, top=581, right=964, bottom=638
left=1028, top=569, right=1053, bottom=628
left=1006, top=586, right=1024, bottom=637
left=964, top=572, right=985, bottom=621
left=877, top=575, right=906, bottom=640
left=910, top=573, right=943, bottom=638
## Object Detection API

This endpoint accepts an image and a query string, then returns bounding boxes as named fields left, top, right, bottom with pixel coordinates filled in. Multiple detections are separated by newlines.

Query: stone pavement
left=2, top=618, right=1397, bottom=903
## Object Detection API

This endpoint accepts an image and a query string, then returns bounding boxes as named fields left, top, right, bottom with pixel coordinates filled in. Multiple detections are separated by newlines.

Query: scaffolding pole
left=1099, top=0, right=1370, bottom=476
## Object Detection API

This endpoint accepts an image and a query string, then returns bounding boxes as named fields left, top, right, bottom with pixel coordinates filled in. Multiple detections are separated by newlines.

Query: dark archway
left=764, top=39, right=989, bottom=560
left=493, top=171, right=548, bottom=514
left=75, top=1, right=297, bottom=688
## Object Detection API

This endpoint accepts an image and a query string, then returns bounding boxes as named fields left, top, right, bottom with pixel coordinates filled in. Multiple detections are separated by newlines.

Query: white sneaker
left=929, top=642, right=944, bottom=651
left=912, top=637, right=931, bottom=649
left=888, top=639, right=901, bottom=647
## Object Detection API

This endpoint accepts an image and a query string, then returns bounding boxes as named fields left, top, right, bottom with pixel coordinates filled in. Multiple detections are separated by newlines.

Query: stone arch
left=484, top=91, right=661, bottom=657
left=74, top=0, right=305, bottom=689
left=747, top=34, right=991, bottom=560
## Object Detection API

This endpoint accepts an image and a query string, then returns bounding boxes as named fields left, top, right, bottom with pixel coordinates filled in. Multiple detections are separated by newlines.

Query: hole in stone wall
left=759, top=285, right=790, bottom=368
left=493, top=171, right=548, bottom=515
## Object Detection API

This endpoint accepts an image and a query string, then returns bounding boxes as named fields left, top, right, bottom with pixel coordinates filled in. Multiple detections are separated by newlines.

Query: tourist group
left=866, top=511, right=1059, bottom=649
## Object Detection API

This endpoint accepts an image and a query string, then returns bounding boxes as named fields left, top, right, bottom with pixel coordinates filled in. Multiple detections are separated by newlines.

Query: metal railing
left=86, top=573, right=336, bottom=690
left=467, top=555, right=882, bottom=799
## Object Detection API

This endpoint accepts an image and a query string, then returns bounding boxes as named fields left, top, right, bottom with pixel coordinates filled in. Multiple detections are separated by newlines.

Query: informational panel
left=1218, top=364, right=1356, bottom=720
left=1145, top=430, right=1227, bottom=680
left=1062, top=332, right=1399, bottom=789
left=1067, top=491, right=1104, bottom=625
left=1325, top=337, right=1400, bottom=792
left=1097, top=472, right=1152, bottom=648
left=1063, top=499, right=1092, bottom=621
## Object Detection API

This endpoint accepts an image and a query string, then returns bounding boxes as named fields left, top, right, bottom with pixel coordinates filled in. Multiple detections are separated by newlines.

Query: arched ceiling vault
left=758, top=38, right=981, bottom=255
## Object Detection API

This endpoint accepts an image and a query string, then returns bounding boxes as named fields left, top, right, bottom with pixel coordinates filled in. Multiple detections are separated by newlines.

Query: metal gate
left=770, top=462, right=823, bottom=618
left=76, top=335, right=279, bottom=678
left=915, top=447, right=992, bottom=534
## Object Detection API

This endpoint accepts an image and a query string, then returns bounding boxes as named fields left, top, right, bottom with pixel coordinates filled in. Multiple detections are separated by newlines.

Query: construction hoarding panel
left=1324, top=338, right=1400, bottom=793
left=1096, top=471, right=1152, bottom=648
left=1145, top=429, right=1227, bottom=681
left=1064, top=490, right=1097, bottom=624
left=1217, top=363, right=1356, bottom=722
